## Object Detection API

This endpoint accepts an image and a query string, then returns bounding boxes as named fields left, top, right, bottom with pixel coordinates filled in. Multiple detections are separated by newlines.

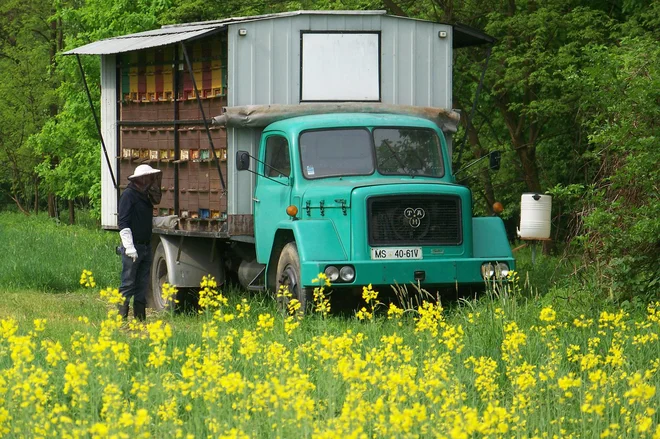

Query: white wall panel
left=227, top=14, right=455, bottom=214
left=100, top=55, right=118, bottom=228
left=226, top=127, right=260, bottom=215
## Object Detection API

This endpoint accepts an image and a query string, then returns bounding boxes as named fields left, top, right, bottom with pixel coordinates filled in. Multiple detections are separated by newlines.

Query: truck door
left=254, top=134, right=292, bottom=263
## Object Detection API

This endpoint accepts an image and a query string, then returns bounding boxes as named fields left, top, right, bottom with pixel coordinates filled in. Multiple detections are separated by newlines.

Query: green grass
left=0, top=209, right=622, bottom=336
left=0, top=211, right=121, bottom=291
left=0, top=289, right=108, bottom=339
left=2, top=211, right=658, bottom=437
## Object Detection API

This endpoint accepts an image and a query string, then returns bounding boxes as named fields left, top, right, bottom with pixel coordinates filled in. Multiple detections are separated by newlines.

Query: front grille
left=368, top=195, right=462, bottom=246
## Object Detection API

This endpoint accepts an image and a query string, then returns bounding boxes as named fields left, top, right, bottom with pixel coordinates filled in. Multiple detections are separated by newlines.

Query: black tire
left=149, top=243, right=176, bottom=311
left=275, top=242, right=313, bottom=314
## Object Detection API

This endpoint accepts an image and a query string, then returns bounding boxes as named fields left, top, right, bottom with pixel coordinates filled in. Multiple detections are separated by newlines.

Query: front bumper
left=300, top=257, right=515, bottom=287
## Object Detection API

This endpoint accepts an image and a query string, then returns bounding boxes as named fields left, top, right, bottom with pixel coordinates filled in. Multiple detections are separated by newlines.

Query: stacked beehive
left=118, top=35, right=228, bottom=225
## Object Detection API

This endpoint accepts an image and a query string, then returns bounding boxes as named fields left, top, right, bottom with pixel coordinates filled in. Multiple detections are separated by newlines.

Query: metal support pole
left=180, top=42, right=226, bottom=191
left=173, top=46, right=180, bottom=215
left=115, top=62, right=122, bottom=213
left=76, top=54, right=118, bottom=189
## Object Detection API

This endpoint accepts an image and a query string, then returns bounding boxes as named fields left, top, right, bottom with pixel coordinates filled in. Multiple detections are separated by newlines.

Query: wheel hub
left=155, top=258, right=168, bottom=308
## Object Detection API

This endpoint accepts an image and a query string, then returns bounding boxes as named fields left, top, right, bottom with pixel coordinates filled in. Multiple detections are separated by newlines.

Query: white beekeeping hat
left=128, top=164, right=161, bottom=180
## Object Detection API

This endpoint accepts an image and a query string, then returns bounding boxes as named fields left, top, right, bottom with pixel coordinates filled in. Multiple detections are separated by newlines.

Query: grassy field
left=0, top=211, right=121, bottom=291
left=0, top=212, right=658, bottom=438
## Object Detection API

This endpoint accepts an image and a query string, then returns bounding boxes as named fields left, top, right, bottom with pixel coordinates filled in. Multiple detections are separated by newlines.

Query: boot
left=134, top=302, right=146, bottom=322
left=118, top=304, right=129, bottom=320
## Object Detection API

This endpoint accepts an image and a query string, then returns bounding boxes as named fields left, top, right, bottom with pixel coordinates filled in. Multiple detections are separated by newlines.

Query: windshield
left=299, top=127, right=444, bottom=179
left=299, top=129, right=374, bottom=178
left=373, top=128, right=444, bottom=177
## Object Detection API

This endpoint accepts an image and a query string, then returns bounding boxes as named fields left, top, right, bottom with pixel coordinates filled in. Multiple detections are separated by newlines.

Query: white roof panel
left=64, top=11, right=388, bottom=56
left=160, top=10, right=386, bottom=28
left=64, top=10, right=492, bottom=56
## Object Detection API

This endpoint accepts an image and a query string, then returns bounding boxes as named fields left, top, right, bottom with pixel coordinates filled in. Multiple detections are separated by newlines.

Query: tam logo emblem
left=404, top=208, right=426, bottom=228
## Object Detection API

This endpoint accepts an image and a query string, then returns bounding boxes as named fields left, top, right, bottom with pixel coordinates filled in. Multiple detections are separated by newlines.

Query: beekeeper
left=118, top=164, right=177, bottom=321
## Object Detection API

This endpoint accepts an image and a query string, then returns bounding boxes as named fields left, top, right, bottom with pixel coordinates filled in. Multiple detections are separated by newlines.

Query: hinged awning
left=452, top=23, right=496, bottom=48
left=62, top=24, right=224, bottom=55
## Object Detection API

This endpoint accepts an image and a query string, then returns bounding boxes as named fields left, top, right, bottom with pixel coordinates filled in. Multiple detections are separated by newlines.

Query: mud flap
left=158, top=235, right=225, bottom=288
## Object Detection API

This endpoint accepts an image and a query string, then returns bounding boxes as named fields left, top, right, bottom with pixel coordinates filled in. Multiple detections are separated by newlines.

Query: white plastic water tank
left=518, top=193, right=552, bottom=240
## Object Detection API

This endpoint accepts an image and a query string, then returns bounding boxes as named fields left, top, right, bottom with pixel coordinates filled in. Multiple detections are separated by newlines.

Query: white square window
left=301, top=32, right=380, bottom=102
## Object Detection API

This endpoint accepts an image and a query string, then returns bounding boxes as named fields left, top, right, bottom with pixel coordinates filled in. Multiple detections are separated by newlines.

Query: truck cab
left=243, top=112, right=513, bottom=305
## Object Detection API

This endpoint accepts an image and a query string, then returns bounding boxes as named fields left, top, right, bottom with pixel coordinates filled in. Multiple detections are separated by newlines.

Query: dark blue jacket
left=118, top=184, right=153, bottom=243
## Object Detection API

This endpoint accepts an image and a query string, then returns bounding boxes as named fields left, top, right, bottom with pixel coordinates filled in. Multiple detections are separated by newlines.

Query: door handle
left=253, top=197, right=260, bottom=203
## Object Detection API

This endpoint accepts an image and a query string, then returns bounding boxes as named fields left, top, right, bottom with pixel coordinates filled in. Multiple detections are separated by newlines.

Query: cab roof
left=264, top=113, right=441, bottom=135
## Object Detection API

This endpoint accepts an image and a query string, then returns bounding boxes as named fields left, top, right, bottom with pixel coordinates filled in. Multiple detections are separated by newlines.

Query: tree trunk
left=34, top=177, right=39, bottom=214
left=382, top=0, right=408, bottom=17
left=499, top=109, right=543, bottom=193
left=49, top=16, right=59, bottom=119
left=9, top=194, right=30, bottom=216
left=48, top=193, right=56, bottom=218
left=46, top=15, right=59, bottom=219
left=467, top=122, right=496, bottom=213
left=453, top=92, right=498, bottom=213
left=68, top=200, right=75, bottom=225
left=515, top=142, right=542, bottom=193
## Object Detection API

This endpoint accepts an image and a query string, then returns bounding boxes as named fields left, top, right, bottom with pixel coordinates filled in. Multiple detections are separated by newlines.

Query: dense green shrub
left=560, top=35, right=660, bottom=298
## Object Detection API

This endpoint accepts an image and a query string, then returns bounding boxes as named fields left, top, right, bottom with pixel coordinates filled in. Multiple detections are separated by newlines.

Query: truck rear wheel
left=275, top=242, right=312, bottom=313
left=149, top=242, right=176, bottom=311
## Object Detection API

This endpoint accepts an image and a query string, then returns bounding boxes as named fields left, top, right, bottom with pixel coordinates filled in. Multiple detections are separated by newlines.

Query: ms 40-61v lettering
left=371, top=247, right=423, bottom=260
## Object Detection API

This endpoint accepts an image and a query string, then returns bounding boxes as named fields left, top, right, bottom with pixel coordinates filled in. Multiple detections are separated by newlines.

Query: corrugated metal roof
left=160, top=10, right=387, bottom=28
left=64, top=10, right=492, bottom=55
left=63, top=25, right=222, bottom=55
left=64, top=11, right=389, bottom=56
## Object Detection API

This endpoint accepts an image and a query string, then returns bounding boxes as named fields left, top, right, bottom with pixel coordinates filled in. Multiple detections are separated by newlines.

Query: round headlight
left=481, top=263, right=495, bottom=279
left=496, top=262, right=510, bottom=279
left=339, top=266, right=355, bottom=282
left=324, top=266, right=340, bottom=282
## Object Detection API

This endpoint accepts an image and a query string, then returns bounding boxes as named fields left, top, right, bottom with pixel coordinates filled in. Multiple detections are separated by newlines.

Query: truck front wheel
left=275, top=242, right=312, bottom=313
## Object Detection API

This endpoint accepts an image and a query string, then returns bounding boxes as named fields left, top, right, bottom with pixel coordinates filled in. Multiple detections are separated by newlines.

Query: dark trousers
left=120, top=243, right=152, bottom=309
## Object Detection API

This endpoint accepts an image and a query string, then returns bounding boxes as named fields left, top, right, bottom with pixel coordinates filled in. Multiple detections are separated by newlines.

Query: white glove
left=119, top=228, right=138, bottom=262
left=153, top=215, right=178, bottom=229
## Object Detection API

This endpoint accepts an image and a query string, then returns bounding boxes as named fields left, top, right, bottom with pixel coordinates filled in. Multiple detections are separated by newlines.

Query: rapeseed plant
left=312, top=274, right=331, bottom=317
left=79, top=269, right=96, bottom=288
left=161, top=282, right=179, bottom=307
left=356, top=284, right=379, bottom=321
left=0, top=271, right=659, bottom=437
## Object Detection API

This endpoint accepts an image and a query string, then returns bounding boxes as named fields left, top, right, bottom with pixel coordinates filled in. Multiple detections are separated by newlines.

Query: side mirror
left=236, top=150, right=250, bottom=171
left=489, top=150, right=502, bottom=171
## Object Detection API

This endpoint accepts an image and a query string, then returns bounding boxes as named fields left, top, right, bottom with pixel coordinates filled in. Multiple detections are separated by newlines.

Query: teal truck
left=228, top=108, right=513, bottom=306
left=66, top=11, right=513, bottom=308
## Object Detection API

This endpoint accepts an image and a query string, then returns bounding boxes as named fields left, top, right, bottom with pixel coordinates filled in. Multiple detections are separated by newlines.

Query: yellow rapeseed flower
left=79, top=269, right=96, bottom=288
left=257, top=313, right=275, bottom=332
left=539, top=306, right=557, bottom=322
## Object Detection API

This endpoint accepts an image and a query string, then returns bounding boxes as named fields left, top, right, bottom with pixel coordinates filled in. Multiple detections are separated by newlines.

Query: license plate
left=371, top=247, right=423, bottom=260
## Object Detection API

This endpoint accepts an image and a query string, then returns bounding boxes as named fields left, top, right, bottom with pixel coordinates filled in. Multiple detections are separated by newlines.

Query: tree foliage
left=0, top=0, right=657, bottom=294
left=0, top=0, right=54, bottom=212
